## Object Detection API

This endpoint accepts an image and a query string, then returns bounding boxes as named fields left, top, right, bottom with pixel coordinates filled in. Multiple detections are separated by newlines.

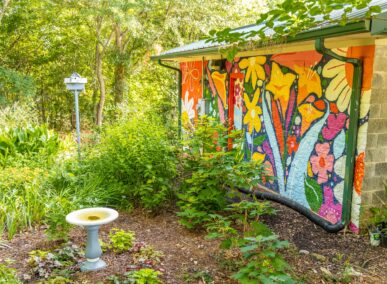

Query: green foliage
left=87, top=116, right=177, bottom=211
left=232, top=234, right=296, bottom=284
left=27, top=243, right=82, bottom=280
left=177, top=117, right=265, bottom=229
left=0, top=66, right=36, bottom=104
left=0, top=124, right=60, bottom=167
left=127, top=268, right=163, bottom=284
left=205, top=200, right=296, bottom=284
left=207, top=0, right=381, bottom=59
left=368, top=205, right=387, bottom=227
left=0, top=263, right=21, bottom=284
left=109, top=268, right=163, bottom=284
left=109, top=228, right=136, bottom=253
left=0, top=166, right=48, bottom=238
left=132, top=243, right=164, bottom=266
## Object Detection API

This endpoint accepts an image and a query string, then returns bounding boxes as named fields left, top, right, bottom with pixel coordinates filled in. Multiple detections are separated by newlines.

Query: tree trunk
left=113, top=24, right=126, bottom=106
left=95, top=43, right=105, bottom=127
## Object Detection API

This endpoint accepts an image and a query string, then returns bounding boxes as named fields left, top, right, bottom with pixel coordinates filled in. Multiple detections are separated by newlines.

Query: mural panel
left=181, top=46, right=375, bottom=232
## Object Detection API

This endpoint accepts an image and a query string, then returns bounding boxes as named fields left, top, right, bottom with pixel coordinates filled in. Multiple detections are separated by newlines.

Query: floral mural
left=180, top=46, right=375, bottom=233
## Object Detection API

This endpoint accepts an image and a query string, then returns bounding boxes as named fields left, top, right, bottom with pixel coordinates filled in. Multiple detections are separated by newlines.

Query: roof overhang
left=152, top=4, right=387, bottom=63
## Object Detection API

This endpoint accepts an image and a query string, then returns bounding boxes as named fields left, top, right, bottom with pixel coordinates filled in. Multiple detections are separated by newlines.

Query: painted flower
left=321, top=113, right=347, bottom=140
left=239, top=56, right=266, bottom=89
left=322, top=57, right=352, bottom=112
left=286, top=135, right=299, bottom=155
left=243, top=89, right=262, bottom=134
left=266, top=62, right=296, bottom=118
left=294, top=65, right=322, bottom=105
left=318, top=186, right=342, bottom=224
left=252, top=152, right=266, bottom=163
left=322, top=46, right=374, bottom=113
left=310, top=142, right=334, bottom=184
left=211, top=71, right=227, bottom=107
left=298, top=102, right=324, bottom=135
left=181, top=91, right=195, bottom=128
left=353, top=152, right=365, bottom=195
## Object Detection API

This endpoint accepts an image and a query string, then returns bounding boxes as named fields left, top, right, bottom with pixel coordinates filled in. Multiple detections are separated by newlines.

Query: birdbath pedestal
left=66, top=207, right=118, bottom=271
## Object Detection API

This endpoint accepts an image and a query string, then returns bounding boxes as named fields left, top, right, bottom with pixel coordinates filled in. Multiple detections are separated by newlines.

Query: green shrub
left=177, top=117, right=266, bottom=229
left=86, top=116, right=177, bottom=211
left=109, top=228, right=135, bottom=253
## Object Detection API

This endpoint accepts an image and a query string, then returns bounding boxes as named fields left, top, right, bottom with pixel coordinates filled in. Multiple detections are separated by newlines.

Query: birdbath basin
left=66, top=207, right=118, bottom=271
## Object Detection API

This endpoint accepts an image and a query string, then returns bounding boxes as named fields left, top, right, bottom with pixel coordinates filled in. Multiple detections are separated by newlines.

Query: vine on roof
left=205, top=0, right=381, bottom=61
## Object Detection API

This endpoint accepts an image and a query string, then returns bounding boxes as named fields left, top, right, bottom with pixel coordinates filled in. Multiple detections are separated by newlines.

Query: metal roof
left=152, top=0, right=387, bottom=60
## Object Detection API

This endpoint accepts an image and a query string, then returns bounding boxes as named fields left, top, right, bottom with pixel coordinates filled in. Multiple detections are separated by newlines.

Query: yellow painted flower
left=266, top=62, right=296, bottom=118
left=211, top=71, right=227, bottom=107
left=298, top=103, right=324, bottom=135
left=252, top=152, right=266, bottom=163
left=239, top=56, right=266, bottom=89
left=294, top=65, right=322, bottom=105
left=243, top=89, right=262, bottom=134
left=322, top=48, right=351, bottom=112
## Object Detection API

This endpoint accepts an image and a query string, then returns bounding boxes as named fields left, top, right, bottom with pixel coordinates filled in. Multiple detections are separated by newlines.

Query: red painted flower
left=310, top=143, right=334, bottom=184
left=287, top=135, right=299, bottom=155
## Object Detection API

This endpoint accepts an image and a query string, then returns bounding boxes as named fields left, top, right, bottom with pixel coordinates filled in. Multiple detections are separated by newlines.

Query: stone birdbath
left=66, top=207, right=118, bottom=271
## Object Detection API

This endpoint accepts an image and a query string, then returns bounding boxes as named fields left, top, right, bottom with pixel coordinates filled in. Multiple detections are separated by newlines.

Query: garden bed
left=0, top=203, right=386, bottom=283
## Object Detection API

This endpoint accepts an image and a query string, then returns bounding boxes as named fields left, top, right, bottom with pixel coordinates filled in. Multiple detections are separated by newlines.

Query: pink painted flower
left=322, top=113, right=347, bottom=140
left=318, top=186, right=342, bottom=224
left=310, top=143, right=334, bottom=184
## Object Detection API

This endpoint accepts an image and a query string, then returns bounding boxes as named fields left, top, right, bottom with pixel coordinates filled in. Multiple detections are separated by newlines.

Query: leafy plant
left=0, top=166, right=49, bottom=238
left=109, top=228, right=136, bottom=253
left=132, top=244, right=164, bottom=266
left=232, top=233, right=296, bottom=284
left=27, top=243, right=82, bottom=280
left=0, top=125, right=60, bottom=167
left=226, top=199, right=276, bottom=233
left=85, top=116, right=177, bottom=212
left=108, top=268, right=163, bottom=284
left=177, top=117, right=266, bottom=229
left=0, top=263, right=21, bottom=284
left=126, top=268, right=163, bottom=284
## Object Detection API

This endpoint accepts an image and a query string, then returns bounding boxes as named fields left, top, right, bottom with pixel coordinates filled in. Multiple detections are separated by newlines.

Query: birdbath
left=66, top=207, right=118, bottom=271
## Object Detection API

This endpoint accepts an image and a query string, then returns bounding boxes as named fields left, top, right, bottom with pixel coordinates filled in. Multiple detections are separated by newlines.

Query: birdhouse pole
left=64, top=72, right=87, bottom=160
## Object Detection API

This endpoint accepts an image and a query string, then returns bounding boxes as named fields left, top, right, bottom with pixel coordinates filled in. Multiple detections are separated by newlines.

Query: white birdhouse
left=64, top=72, right=87, bottom=91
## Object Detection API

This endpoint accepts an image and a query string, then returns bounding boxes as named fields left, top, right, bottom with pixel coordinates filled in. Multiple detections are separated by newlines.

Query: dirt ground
left=0, top=203, right=386, bottom=284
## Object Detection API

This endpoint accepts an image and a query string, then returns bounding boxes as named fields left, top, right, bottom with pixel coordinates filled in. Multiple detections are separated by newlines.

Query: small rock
left=345, top=266, right=362, bottom=277
left=311, top=253, right=326, bottom=262
left=194, top=260, right=198, bottom=265
left=299, top=249, right=310, bottom=255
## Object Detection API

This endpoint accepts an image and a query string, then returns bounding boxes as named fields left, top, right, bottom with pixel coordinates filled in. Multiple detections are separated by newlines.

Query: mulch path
left=0, top=203, right=386, bottom=283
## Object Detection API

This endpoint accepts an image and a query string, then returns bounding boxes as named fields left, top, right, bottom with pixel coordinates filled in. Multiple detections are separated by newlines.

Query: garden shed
left=152, top=0, right=387, bottom=233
